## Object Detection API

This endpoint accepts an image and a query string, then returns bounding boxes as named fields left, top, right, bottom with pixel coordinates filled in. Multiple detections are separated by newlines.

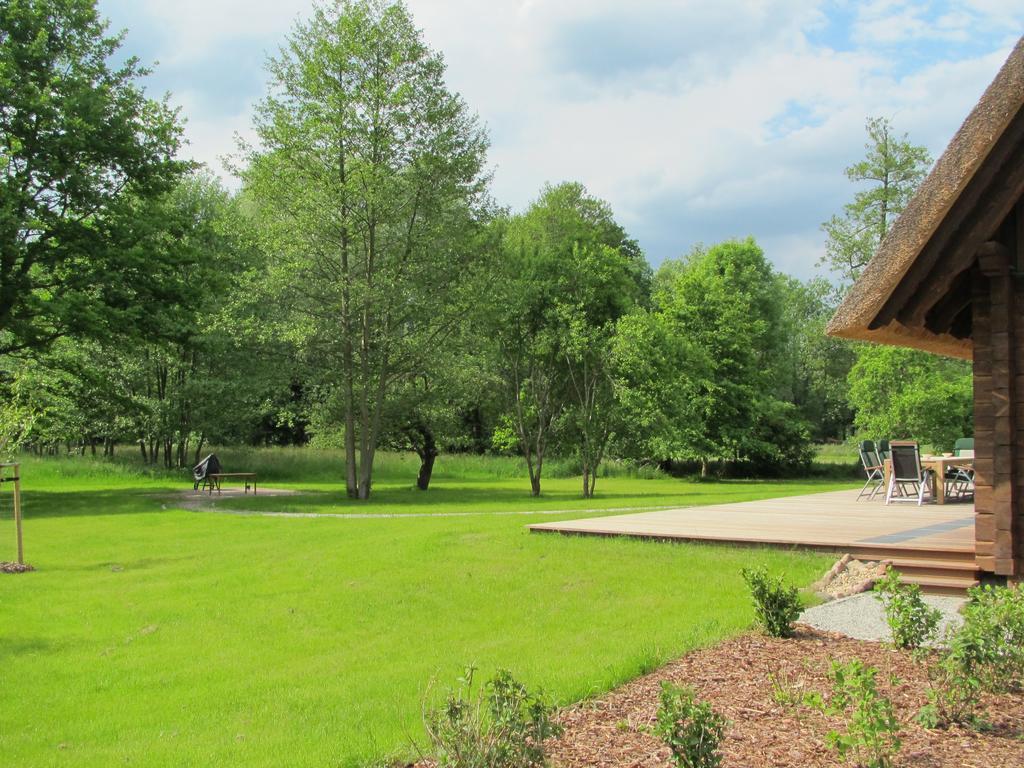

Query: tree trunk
left=139, top=440, right=148, bottom=463
left=344, top=389, right=358, bottom=498
left=193, top=434, right=206, bottom=466
left=414, top=425, right=438, bottom=491
left=700, top=458, right=709, bottom=479
left=581, top=466, right=591, bottom=498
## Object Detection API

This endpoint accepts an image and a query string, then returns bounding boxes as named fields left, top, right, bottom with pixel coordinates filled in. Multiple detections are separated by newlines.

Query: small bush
left=654, top=682, right=728, bottom=768
left=873, top=569, right=941, bottom=650
left=958, top=583, right=1024, bottom=692
left=422, top=666, right=561, bottom=768
left=819, top=660, right=901, bottom=768
left=741, top=566, right=802, bottom=638
left=917, top=584, right=1024, bottom=730
left=917, top=643, right=983, bottom=730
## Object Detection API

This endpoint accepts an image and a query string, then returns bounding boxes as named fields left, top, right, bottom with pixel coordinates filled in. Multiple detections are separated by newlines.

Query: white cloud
left=98, top=0, right=1021, bottom=275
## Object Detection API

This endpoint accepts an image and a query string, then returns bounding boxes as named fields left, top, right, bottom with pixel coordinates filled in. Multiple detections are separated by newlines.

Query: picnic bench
left=192, top=454, right=256, bottom=495
left=206, top=472, right=257, bottom=495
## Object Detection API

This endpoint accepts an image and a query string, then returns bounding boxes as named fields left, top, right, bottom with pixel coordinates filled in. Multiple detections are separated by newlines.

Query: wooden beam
left=1017, top=198, right=1024, bottom=272
left=871, top=108, right=1024, bottom=330
left=977, top=240, right=1012, bottom=277
left=925, top=270, right=974, bottom=335
left=902, top=249, right=979, bottom=327
left=888, top=157, right=1024, bottom=327
left=950, top=305, right=973, bottom=339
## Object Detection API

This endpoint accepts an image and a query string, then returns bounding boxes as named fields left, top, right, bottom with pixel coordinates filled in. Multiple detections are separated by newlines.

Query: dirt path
left=164, top=489, right=679, bottom=520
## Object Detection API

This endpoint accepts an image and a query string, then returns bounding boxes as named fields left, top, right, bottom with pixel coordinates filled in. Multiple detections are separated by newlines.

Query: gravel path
left=800, top=592, right=966, bottom=642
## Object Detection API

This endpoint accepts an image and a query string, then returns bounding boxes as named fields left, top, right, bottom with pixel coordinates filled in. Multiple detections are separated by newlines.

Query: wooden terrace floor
left=528, top=489, right=975, bottom=555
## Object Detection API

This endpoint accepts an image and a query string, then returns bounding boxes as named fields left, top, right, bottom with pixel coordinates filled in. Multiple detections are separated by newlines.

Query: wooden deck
left=529, top=489, right=974, bottom=552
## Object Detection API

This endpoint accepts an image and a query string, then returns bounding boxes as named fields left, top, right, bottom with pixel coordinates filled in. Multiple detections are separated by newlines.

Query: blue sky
left=97, top=0, right=1022, bottom=278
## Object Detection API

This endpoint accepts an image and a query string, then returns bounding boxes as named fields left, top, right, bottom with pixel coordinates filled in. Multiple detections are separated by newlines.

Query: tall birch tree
left=244, top=0, right=491, bottom=499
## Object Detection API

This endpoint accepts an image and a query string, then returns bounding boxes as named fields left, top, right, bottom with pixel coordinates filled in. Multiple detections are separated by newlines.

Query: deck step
left=896, top=572, right=980, bottom=596
left=883, top=557, right=978, bottom=572
left=844, top=546, right=977, bottom=564
left=830, top=547, right=981, bottom=595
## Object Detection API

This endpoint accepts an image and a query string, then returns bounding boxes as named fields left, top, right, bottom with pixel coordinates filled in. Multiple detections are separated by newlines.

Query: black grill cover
left=193, top=454, right=222, bottom=484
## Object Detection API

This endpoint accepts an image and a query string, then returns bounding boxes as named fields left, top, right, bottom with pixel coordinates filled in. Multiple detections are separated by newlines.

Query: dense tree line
left=0, top=0, right=974, bottom=494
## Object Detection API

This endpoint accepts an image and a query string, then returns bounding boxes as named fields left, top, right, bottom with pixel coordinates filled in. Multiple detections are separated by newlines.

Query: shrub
left=654, top=682, right=728, bottom=768
left=958, top=583, right=1024, bottom=692
left=873, top=569, right=941, bottom=650
left=917, top=584, right=1024, bottom=730
left=917, top=643, right=983, bottom=730
left=820, top=660, right=901, bottom=768
left=741, top=566, right=802, bottom=638
left=422, top=667, right=561, bottom=768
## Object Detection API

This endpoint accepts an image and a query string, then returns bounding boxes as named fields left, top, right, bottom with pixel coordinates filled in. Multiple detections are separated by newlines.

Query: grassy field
left=0, top=451, right=851, bottom=767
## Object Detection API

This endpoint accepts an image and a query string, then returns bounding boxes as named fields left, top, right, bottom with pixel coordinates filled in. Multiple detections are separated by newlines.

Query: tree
left=654, top=239, right=813, bottom=474
left=486, top=182, right=646, bottom=496
left=0, top=172, right=286, bottom=463
left=774, top=276, right=855, bottom=440
left=820, top=117, right=931, bottom=288
left=245, top=0, right=492, bottom=499
left=609, top=307, right=710, bottom=466
left=847, top=345, right=972, bottom=452
left=0, top=0, right=186, bottom=355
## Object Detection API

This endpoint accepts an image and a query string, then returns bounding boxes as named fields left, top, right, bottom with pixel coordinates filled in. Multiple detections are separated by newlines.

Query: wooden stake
left=13, top=465, right=22, bottom=566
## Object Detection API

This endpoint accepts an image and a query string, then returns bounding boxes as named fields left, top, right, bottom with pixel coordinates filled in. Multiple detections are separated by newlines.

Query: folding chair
left=886, top=441, right=933, bottom=505
left=946, top=438, right=975, bottom=500
left=877, top=439, right=891, bottom=463
left=857, top=440, right=884, bottom=500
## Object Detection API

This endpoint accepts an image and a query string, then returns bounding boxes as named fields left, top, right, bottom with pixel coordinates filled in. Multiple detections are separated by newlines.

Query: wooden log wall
left=973, top=240, right=1023, bottom=579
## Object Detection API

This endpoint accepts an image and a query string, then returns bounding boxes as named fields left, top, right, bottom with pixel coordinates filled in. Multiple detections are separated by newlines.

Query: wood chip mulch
left=548, top=626, right=1024, bottom=768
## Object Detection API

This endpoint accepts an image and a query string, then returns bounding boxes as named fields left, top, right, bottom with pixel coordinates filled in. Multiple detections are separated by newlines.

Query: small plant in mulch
left=741, top=566, right=802, bottom=638
left=917, top=583, right=1024, bottom=730
left=816, top=659, right=901, bottom=768
left=916, top=643, right=985, bottom=730
left=0, top=561, right=34, bottom=573
left=654, top=682, right=728, bottom=768
left=873, top=569, right=940, bottom=650
left=767, top=664, right=821, bottom=712
left=958, top=583, right=1024, bottom=692
left=421, top=666, right=561, bottom=768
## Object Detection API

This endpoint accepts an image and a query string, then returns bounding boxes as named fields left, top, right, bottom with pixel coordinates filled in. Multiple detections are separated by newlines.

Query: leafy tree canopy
left=244, top=0, right=493, bottom=498
left=0, top=0, right=186, bottom=355
left=820, top=117, right=931, bottom=289
left=848, top=345, right=972, bottom=452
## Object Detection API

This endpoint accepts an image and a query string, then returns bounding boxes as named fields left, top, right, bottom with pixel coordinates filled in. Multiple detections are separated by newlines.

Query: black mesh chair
left=877, top=439, right=891, bottom=463
left=886, top=441, right=933, bottom=505
left=857, top=440, right=884, bottom=500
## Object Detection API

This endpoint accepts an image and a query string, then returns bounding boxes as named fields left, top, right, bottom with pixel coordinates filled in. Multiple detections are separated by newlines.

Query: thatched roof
left=827, top=37, right=1024, bottom=360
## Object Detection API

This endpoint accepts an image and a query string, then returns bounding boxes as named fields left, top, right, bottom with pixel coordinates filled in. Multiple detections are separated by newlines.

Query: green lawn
left=0, top=453, right=849, bottom=767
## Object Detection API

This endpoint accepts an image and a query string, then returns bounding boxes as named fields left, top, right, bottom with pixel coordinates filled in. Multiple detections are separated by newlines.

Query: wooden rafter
left=925, top=269, right=974, bottom=336
left=869, top=108, right=1024, bottom=330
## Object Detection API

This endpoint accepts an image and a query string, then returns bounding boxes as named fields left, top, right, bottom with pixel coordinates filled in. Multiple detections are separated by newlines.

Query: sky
left=96, top=0, right=1023, bottom=278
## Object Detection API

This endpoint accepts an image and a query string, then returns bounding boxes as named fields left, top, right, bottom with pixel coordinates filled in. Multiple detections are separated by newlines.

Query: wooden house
left=828, top=37, right=1024, bottom=582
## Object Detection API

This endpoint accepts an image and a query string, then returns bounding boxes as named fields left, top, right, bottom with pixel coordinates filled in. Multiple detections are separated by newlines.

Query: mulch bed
left=548, top=626, right=1024, bottom=768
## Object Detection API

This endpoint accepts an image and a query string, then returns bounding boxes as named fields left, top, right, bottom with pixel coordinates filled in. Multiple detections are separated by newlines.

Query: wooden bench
left=206, top=473, right=257, bottom=495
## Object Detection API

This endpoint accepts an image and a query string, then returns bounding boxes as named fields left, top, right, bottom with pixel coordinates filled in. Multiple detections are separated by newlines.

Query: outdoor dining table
left=882, top=455, right=974, bottom=504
